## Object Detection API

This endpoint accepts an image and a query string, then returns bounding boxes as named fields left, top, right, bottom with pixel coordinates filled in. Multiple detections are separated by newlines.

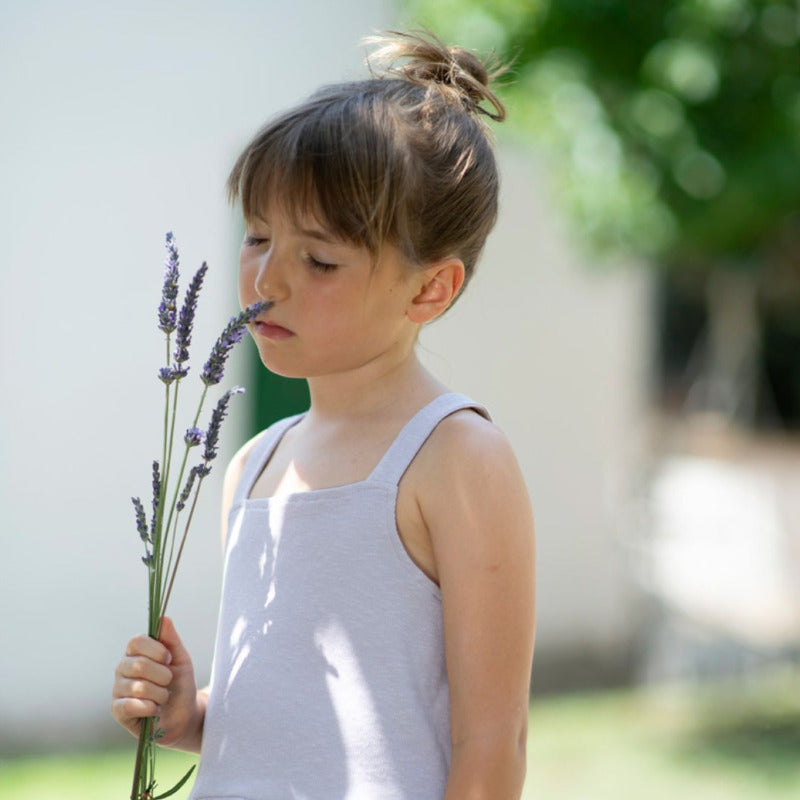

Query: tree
left=404, top=0, right=800, bottom=427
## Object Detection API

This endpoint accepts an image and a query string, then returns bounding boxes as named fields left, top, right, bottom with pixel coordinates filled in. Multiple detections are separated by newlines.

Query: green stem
left=160, top=384, right=209, bottom=565
left=150, top=334, right=172, bottom=636
left=154, top=379, right=181, bottom=627
left=130, top=717, right=152, bottom=800
left=160, top=471, right=206, bottom=621
left=151, top=379, right=170, bottom=632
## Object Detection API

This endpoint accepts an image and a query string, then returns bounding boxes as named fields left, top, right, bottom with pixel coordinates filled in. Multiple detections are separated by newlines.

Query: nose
left=253, top=245, right=289, bottom=303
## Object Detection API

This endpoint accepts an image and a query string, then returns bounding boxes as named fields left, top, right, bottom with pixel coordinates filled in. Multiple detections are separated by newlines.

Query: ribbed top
left=188, top=392, right=490, bottom=800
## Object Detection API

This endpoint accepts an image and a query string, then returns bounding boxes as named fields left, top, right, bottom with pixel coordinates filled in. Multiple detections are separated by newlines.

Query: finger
left=156, top=616, right=192, bottom=668
left=113, top=677, right=171, bottom=706
left=111, top=696, right=160, bottom=722
left=116, top=655, right=173, bottom=687
left=125, top=633, right=172, bottom=666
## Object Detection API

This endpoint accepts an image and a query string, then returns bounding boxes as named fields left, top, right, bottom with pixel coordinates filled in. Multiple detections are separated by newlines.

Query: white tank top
left=188, top=392, right=491, bottom=800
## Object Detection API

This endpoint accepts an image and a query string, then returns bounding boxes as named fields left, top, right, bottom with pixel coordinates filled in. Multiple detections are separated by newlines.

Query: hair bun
left=365, top=30, right=506, bottom=122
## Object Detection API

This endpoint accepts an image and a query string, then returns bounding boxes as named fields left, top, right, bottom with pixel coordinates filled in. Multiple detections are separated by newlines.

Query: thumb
left=157, top=616, right=192, bottom=667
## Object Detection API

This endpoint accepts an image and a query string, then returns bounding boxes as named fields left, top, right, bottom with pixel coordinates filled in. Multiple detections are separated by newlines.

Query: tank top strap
left=368, top=392, right=491, bottom=487
left=233, top=412, right=307, bottom=506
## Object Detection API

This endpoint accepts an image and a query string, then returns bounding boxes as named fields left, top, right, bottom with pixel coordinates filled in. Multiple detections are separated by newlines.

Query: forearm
left=162, top=687, right=209, bottom=754
left=443, top=734, right=527, bottom=800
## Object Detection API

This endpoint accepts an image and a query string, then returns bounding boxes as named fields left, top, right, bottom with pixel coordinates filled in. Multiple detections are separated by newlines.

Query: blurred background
left=1, top=0, right=799, bottom=797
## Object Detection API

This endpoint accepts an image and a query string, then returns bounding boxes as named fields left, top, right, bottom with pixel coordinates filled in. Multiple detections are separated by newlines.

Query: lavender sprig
left=203, top=387, right=245, bottom=461
left=176, top=466, right=199, bottom=512
left=157, top=232, right=180, bottom=335
left=201, top=302, right=270, bottom=386
left=131, top=497, right=149, bottom=543
left=129, top=233, right=257, bottom=800
left=174, top=263, right=208, bottom=366
left=149, top=460, right=160, bottom=542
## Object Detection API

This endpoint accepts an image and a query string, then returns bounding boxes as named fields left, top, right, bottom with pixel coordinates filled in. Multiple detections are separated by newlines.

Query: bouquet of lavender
left=128, top=233, right=267, bottom=800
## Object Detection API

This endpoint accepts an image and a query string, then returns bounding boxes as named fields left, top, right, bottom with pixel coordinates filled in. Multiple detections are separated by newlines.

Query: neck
left=304, top=350, right=446, bottom=426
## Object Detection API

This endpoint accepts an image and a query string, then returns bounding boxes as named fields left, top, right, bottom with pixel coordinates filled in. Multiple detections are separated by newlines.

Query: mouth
left=253, top=320, right=294, bottom=340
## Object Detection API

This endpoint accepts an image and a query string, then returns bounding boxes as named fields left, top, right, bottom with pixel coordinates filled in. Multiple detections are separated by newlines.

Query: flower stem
left=160, top=472, right=206, bottom=621
left=161, top=385, right=209, bottom=563
left=130, top=717, right=152, bottom=800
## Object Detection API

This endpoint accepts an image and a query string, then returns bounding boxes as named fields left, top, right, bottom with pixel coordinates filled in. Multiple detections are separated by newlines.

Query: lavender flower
left=203, top=387, right=245, bottom=461
left=174, top=262, right=208, bottom=365
left=184, top=427, right=203, bottom=447
left=158, top=366, right=176, bottom=385
left=131, top=496, right=149, bottom=542
left=176, top=466, right=199, bottom=512
left=150, top=460, right=160, bottom=540
left=200, top=301, right=270, bottom=386
left=157, top=232, right=180, bottom=334
left=142, top=551, right=154, bottom=568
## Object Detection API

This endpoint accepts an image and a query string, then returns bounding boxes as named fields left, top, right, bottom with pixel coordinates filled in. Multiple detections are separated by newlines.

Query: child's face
left=239, top=204, right=421, bottom=380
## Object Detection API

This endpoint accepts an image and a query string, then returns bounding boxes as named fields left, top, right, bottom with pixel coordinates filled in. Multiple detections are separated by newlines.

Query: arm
left=110, top=433, right=262, bottom=753
left=420, top=413, right=536, bottom=800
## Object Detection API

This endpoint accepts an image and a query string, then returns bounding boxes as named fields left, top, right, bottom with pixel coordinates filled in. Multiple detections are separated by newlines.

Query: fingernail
left=165, top=652, right=172, bottom=665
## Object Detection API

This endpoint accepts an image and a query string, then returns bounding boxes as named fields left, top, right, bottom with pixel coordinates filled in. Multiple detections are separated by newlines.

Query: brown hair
left=226, top=30, right=507, bottom=306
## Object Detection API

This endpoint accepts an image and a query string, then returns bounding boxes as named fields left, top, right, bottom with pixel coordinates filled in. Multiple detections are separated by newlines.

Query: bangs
left=227, top=88, right=413, bottom=260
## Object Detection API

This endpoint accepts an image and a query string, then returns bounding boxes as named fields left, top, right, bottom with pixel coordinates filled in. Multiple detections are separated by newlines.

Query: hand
left=111, top=616, right=201, bottom=749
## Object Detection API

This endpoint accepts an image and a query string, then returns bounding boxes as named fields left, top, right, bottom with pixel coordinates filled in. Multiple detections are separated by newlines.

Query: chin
left=254, top=351, right=310, bottom=380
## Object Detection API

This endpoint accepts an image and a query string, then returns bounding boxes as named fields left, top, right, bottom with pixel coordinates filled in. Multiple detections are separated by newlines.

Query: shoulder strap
left=232, top=412, right=306, bottom=505
left=368, top=392, right=491, bottom=487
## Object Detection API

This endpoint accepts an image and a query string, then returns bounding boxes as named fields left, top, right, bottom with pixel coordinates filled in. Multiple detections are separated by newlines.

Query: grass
left=523, top=668, right=800, bottom=800
left=2, top=670, right=799, bottom=799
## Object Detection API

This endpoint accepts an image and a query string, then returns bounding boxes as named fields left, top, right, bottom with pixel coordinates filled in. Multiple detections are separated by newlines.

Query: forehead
left=245, top=206, right=359, bottom=255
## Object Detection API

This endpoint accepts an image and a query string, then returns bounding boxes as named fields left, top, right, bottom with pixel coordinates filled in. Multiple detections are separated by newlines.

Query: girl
left=112, top=30, right=536, bottom=800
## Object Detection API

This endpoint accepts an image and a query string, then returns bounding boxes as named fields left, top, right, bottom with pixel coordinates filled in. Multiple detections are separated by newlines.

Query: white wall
left=0, top=1, right=652, bottom=750
left=0, top=0, right=392, bottom=750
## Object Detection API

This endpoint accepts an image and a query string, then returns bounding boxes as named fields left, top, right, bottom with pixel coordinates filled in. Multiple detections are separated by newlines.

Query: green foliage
left=402, top=0, right=800, bottom=268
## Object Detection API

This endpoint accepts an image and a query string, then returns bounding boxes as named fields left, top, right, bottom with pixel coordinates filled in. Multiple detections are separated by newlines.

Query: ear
left=406, top=257, right=466, bottom=324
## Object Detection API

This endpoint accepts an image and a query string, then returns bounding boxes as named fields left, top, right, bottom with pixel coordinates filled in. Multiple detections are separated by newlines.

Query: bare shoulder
left=415, top=408, right=530, bottom=500
left=434, top=407, right=516, bottom=457
left=411, top=406, right=535, bottom=565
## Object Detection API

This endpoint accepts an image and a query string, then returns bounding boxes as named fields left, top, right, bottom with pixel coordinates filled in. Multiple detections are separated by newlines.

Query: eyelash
left=244, top=237, right=338, bottom=272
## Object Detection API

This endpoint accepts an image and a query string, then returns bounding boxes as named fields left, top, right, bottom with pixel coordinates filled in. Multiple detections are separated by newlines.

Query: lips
left=253, top=320, right=293, bottom=340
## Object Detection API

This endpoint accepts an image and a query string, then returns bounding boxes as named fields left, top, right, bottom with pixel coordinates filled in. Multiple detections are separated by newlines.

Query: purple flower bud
left=203, top=387, right=245, bottom=462
left=195, top=463, right=212, bottom=478
left=176, top=465, right=199, bottom=512
left=131, top=496, right=149, bottom=542
left=200, top=302, right=270, bottom=386
left=174, top=262, right=208, bottom=365
left=150, top=460, right=161, bottom=540
left=158, top=366, right=176, bottom=385
left=142, top=551, right=154, bottom=567
left=158, top=232, right=180, bottom=334
left=184, top=427, right=203, bottom=447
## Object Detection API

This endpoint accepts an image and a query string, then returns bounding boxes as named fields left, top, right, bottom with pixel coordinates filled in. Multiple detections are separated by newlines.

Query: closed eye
left=244, top=236, right=268, bottom=247
left=305, top=255, right=338, bottom=272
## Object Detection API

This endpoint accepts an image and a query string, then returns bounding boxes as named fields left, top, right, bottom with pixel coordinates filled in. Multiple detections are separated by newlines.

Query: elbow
left=448, top=725, right=527, bottom=800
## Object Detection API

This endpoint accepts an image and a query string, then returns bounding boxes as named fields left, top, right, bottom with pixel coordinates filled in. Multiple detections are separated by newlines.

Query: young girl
left=112, top=30, right=536, bottom=800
